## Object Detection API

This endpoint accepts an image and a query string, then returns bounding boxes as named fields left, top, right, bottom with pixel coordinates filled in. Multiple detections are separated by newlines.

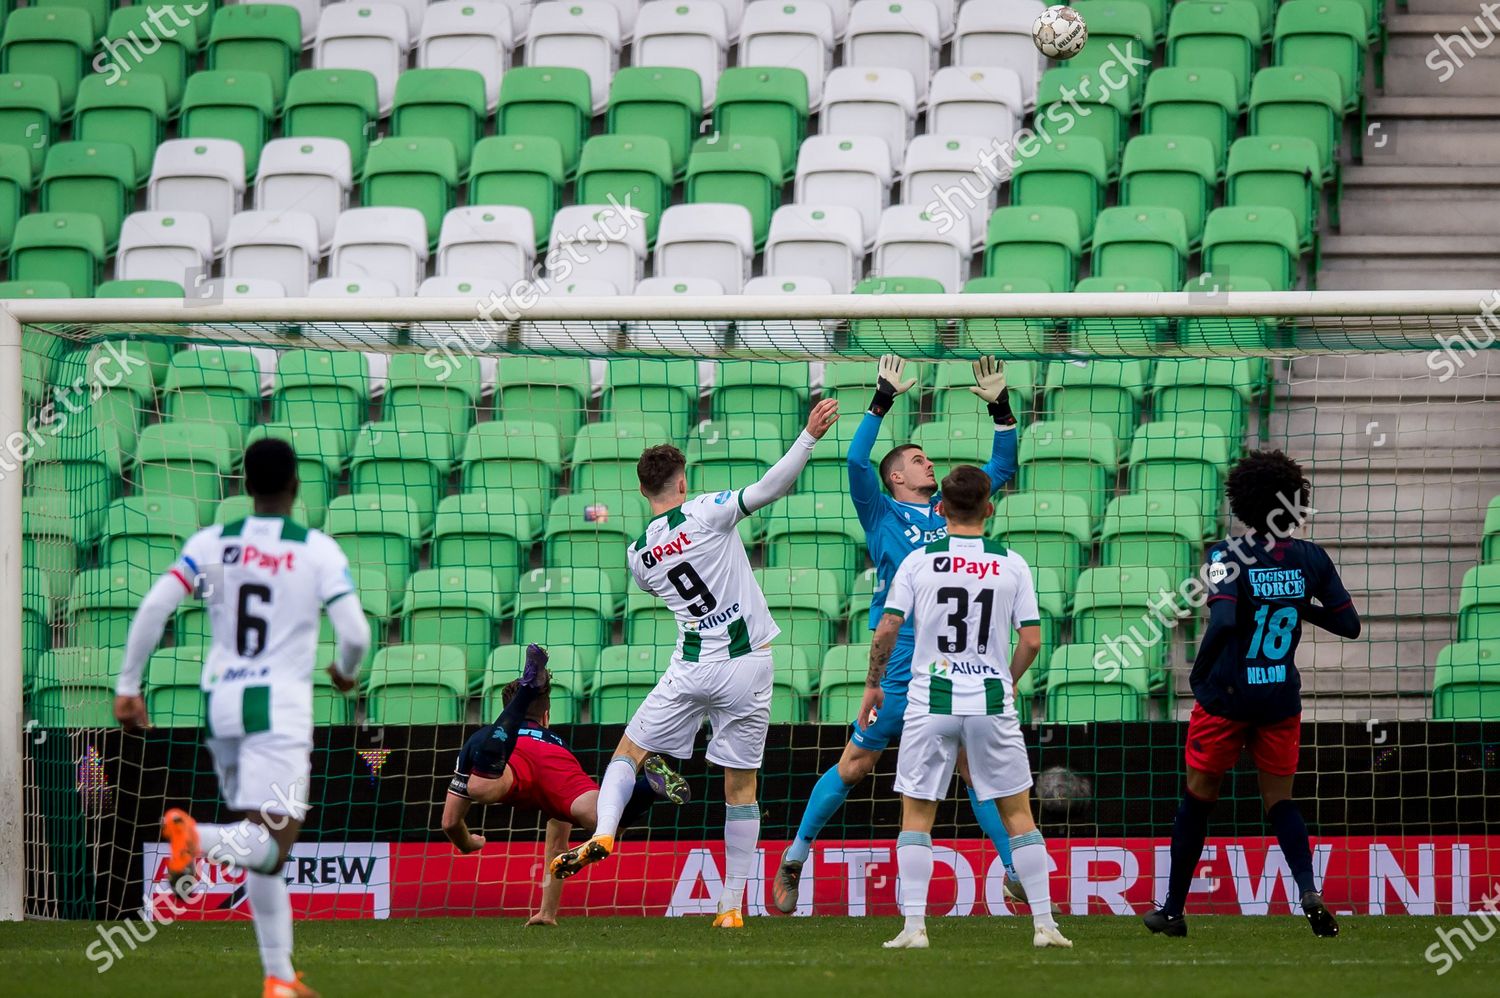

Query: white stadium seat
left=330, top=207, right=430, bottom=295
left=953, top=0, right=1046, bottom=108
left=653, top=203, right=755, bottom=294
left=928, top=0, right=956, bottom=40
left=418, top=1, right=515, bottom=112
left=743, top=274, right=833, bottom=294
left=148, top=139, right=246, bottom=253
left=633, top=1, right=729, bottom=108
left=626, top=276, right=729, bottom=351
left=518, top=279, right=620, bottom=352
left=764, top=204, right=865, bottom=294
left=525, top=1, right=622, bottom=114
left=820, top=0, right=852, bottom=37
left=820, top=67, right=917, bottom=176
left=597, top=0, right=641, bottom=40
left=703, top=0, right=745, bottom=40
left=414, top=275, right=515, bottom=387
left=437, top=206, right=536, bottom=286
left=116, top=211, right=214, bottom=286
left=224, top=210, right=322, bottom=297
left=793, top=134, right=893, bottom=251
left=548, top=204, right=648, bottom=293
left=309, top=276, right=400, bottom=296
left=928, top=66, right=1024, bottom=144
left=309, top=277, right=401, bottom=386
left=315, top=3, right=412, bottom=116
left=902, top=134, right=1000, bottom=251
left=382, top=0, right=431, bottom=40
left=245, top=0, right=323, bottom=45
left=254, top=138, right=352, bottom=253
left=872, top=203, right=971, bottom=292
left=738, top=0, right=836, bottom=109
left=187, top=280, right=284, bottom=390
left=845, top=0, right=942, bottom=105
left=740, top=274, right=836, bottom=350
left=492, top=0, right=539, bottom=42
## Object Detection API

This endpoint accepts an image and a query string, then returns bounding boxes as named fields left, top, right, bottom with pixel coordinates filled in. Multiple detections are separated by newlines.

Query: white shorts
left=205, top=683, right=312, bottom=817
left=625, top=649, right=773, bottom=770
left=893, top=711, right=1033, bottom=803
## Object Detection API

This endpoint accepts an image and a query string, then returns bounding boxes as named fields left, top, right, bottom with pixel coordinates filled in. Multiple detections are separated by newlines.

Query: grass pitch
left=5, top=916, right=1493, bottom=997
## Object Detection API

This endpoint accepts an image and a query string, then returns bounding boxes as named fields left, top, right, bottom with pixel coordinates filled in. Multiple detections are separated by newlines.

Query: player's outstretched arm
left=114, top=574, right=192, bottom=730
left=1008, top=625, right=1043, bottom=686
left=1303, top=549, right=1361, bottom=638
left=737, top=398, right=839, bottom=514
left=528, top=820, right=573, bottom=926
left=968, top=356, right=1020, bottom=494
left=849, top=355, right=916, bottom=525
left=441, top=792, right=484, bottom=854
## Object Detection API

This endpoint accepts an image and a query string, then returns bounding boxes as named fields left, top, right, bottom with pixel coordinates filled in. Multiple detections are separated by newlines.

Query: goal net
left=6, top=290, right=1498, bottom=924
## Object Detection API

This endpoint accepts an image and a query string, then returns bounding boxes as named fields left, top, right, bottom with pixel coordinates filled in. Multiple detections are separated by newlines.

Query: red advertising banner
left=141, top=843, right=390, bottom=921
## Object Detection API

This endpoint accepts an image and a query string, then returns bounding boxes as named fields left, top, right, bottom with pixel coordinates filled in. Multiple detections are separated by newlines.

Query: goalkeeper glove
left=968, top=356, right=1016, bottom=427
left=869, top=355, right=917, bottom=417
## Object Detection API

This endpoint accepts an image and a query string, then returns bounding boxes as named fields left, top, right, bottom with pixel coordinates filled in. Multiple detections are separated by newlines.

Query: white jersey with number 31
left=627, top=491, right=779, bottom=664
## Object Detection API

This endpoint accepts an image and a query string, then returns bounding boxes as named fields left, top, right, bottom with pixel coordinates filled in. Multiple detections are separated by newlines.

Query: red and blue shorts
left=500, top=737, right=598, bottom=824
left=1185, top=704, right=1302, bottom=777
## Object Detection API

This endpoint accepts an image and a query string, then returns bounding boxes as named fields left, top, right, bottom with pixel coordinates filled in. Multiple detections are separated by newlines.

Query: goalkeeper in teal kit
left=774, top=355, right=1025, bottom=912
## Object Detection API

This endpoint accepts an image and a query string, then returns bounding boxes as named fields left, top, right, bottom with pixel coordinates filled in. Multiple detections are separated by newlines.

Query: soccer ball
left=1033, top=5, right=1088, bottom=59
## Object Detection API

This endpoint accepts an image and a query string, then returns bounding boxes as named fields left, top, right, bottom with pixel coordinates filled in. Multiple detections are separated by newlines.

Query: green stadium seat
left=366, top=645, right=468, bottom=725
left=1126, top=420, right=1231, bottom=537
left=577, top=134, right=674, bottom=244
left=1073, top=565, right=1175, bottom=681
left=135, top=422, right=234, bottom=524
left=0, top=137, right=30, bottom=258
left=306, top=566, right=389, bottom=673
left=400, top=567, right=501, bottom=692
left=10, top=212, right=105, bottom=296
left=912, top=416, right=997, bottom=468
left=96, top=279, right=187, bottom=301
left=1101, top=492, right=1205, bottom=584
left=607, top=67, right=703, bottom=181
left=710, top=361, right=809, bottom=447
left=1152, top=358, right=1259, bottom=446
left=1018, top=420, right=1120, bottom=524
left=1458, top=565, right=1500, bottom=642
left=1483, top=495, right=1500, bottom=563
left=544, top=492, right=647, bottom=599
left=1045, top=644, right=1151, bottom=722
left=0, top=73, right=59, bottom=180
left=572, top=420, right=669, bottom=502
left=515, top=566, right=617, bottom=677
left=180, top=70, right=276, bottom=179
left=461, top=420, right=565, bottom=503
left=1092, top=206, right=1189, bottom=289
left=1274, top=0, right=1368, bottom=112
left=100, top=495, right=199, bottom=573
left=1248, top=66, right=1344, bottom=183
left=770, top=645, right=815, bottom=722
left=162, top=347, right=261, bottom=452
left=623, top=584, right=676, bottom=650
left=496, top=67, right=593, bottom=177
left=432, top=492, right=535, bottom=614
left=46, top=339, right=151, bottom=460
left=1028, top=566, right=1069, bottom=688
left=712, top=67, right=810, bottom=181
left=284, top=69, right=380, bottom=174
left=1064, top=1, right=1156, bottom=105
left=145, top=647, right=206, bottom=728
left=594, top=645, right=666, bottom=723
left=993, top=492, right=1093, bottom=597
left=39, top=141, right=136, bottom=251
left=686, top=418, right=782, bottom=514
left=1036, top=68, right=1132, bottom=179
left=214, top=494, right=310, bottom=527
left=983, top=206, right=1081, bottom=291
left=101, top=7, right=200, bottom=111
left=956, top=277, right=1055, bottom=356
left=1067, top=276, right=1167, bottom=354
left=311, top=641, right=355, bottom=724
left=845, top=567, right=878, bottom=637
left=1142, top=67, right=1239, bottom=175
left=495, top=355, right=590, bottom=446
left=1227, top=136, right=1323, bottom=255
left=483, top=645, right=586, bottom=724
left=0, top=8, right=94, bottom=111
left=31, top=647, right=120, bottom=728
left=35, top=0, right=115, bottom=37
left=1, top=279, right=72, bottom=300
left=68, top=566, right=153, bottom=649
left=22, top=567, right=49, bottom=688
left=1238, top=0, right=1279, bottom=40
left=848, top=276, right=947, bottom=352
left=468, top=135, right=567, bottom=250
left=206, top=3, right=302, bottom=107
left=685, top=133, right=783, bottom=250
left=763, top=494, right=864, bottom=598
left=603, top=358, right=698, bottom=441
left=392, top=68, right=488, bottom=175
left=324, top=493, right=425, bottom=608
left=1119, top=134, right=1217, bottom=247
left=1044, top=359, right=1150, bottom=452
left=757, top=567, right=844, bottom=670
left=244, top=422, right=345, bottom=529
left=1166, top=0, right=1261, bottom=106
left=348, top=422, right=455, bottom=532
left=362, top=137, right=459, bottom=249
left=24, top=500, right=76, bottom=605
left=1010, top=137, right=1109, bottom=245
left=1177, top=273, right=1277, bottom=353
left=25, top=422, right=122, bottom=542
left=73, top=75, right=168, bottom=188
left=818, top=644, right=869, bottom=724
left=801, top=408, right=896, bottom=495
left=1432, top=641, right=1500, bottom=721
left=934, top=354, right=1039, bottom=432
left=385, top=354, right=483, bottom=440
left=1202, top=205, right=1303, bottom=291
left=272, top=349, right=369, bottom=449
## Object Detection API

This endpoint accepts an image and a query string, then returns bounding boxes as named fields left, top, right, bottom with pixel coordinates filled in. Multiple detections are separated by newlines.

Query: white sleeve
left=325, top=592, right=371, bottom=682
left=116, top=575, right=190, bottom=696
left=738, top=429, right=819, bottom=515
left=1010, top=557, right=1041, bottom=629
left=884, top=556, right=917, bottom=621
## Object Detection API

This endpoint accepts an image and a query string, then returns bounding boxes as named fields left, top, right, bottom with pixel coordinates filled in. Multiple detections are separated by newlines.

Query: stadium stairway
left=1318, top=0, right=1500, bottom=290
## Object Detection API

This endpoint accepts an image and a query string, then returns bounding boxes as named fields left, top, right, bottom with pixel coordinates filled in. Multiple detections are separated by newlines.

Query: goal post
left=5, top=288, right=1497, bottom=924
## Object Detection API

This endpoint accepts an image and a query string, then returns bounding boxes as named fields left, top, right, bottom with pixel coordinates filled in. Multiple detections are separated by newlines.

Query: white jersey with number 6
left=883, top=535, right=1039, bottom=716
left=627, top=490, right=780, bottom=664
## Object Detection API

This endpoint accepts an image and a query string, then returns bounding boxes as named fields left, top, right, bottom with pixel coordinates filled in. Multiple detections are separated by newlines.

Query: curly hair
left=501, top=670, right=552, bottom=723
left=637, top=443, right=686, bottom=497
left=1226, top=449, right=1310, bottom=535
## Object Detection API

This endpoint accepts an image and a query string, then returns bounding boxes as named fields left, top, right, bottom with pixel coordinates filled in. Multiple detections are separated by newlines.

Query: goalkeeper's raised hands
left=870, top=355, right=917, bottom=417
left=968, top=356, right=1017, bottom=427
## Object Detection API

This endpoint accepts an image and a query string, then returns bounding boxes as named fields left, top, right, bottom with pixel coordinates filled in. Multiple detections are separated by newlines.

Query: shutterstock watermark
left=93, top=4, right=211, bottom=86
left=1425, top=3, right=1500, bottom=83
left=1424, top=882, right=1500, bottom=975
left=0, top=342, right=146, bottom=481
left=1426, top=290, right=1499, bottom=382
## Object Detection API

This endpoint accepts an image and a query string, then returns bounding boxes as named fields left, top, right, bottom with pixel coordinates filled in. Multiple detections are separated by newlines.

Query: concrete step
left=1294, top=696, right=1432, bottom=721
left=1315, top=269, right=1500, bottom=290
left=1271, top=402, right=1500, bottom=465
left=1361, top=97, right=1500, bottom=165
left=1399, top=0, right=1493, bottom=16
left=1336, top=166, right=1500, bottom=236
left=1300, top=464, right=1500, bottom=539
left=1317, top=237, right=1500, bottom=288
left=1283, top=351, right=1500, bottom=399
left=1384, top=15, right=1500, bottom=97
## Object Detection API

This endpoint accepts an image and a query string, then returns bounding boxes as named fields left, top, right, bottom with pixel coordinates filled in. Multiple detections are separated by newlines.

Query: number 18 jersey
left=883, top=535, right=1039, bottom=717
left=627, top=491, right=780, bottom=664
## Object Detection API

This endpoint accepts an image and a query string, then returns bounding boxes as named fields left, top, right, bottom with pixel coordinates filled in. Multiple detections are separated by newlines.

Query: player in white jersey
left=550, top=398, right=840, bottom=927
left=862, top=465, right=1071, bottom=952
left=114, top=439, right=371, bottom=998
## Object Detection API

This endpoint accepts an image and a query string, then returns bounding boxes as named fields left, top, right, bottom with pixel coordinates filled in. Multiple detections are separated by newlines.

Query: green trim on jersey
left=882, top=607, right=905, bottom=618
left=242, top=685, right=272, bottom=734
left=984, top=677, right=1007, bottom=715
left=924, top=537, right=951, bottom=553
left=681, top=630, right=702, bottom=662
left=929, top=675, right=954, bottom=714
left=982, top=538, right=1007, bottom=556
left=1019, top=618, right=1040, bottom=628
left=727, top=618, right=752, bottom=658
left=220, top=515, right=308, bottom=543
left=736, top=490, right=749, bottom=515
left=324, top=590, right=355, bottom=608
left=636, top=504, right=687, bottom=550
left=220, top=518, right=246, bottom=538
